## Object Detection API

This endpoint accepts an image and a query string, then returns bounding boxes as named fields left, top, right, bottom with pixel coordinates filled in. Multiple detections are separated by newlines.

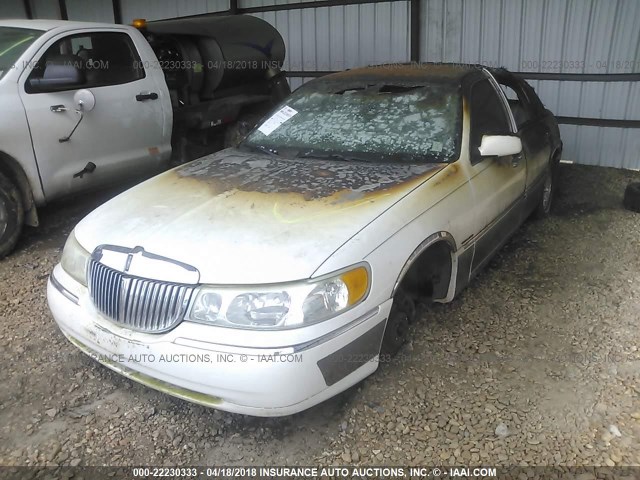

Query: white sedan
left=47, top=64, right=562, bottom=416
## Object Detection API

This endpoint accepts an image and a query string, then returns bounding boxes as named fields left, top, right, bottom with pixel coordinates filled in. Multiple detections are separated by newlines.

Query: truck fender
left=0, top=152, right=39, bottom=227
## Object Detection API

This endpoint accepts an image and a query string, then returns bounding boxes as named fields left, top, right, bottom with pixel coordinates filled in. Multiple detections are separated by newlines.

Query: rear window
left=0, top=27, right=44, bottom=80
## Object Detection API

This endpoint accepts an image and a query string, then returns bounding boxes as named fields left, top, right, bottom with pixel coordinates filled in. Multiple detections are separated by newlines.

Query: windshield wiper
left=244, top=144, right=279, bottom=157
left=296, top=150, right=367, bottom=162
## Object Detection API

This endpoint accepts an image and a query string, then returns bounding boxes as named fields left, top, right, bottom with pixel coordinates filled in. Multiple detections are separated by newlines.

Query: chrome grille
left=88, top=260, right=194, bottom=333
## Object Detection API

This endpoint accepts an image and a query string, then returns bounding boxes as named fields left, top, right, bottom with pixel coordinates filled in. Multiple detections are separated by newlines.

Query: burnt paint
left=315, top=64, right=480, bottom=84
left=175, top=149, right=444, bottom=203
left=471, top=195, right=526, bottom=276
left=454, top=245, right=474, bottom=297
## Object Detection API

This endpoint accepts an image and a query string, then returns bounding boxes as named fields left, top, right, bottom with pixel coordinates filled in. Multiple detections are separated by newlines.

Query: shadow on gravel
left=11, top=181, right=143, bottom=256
left=553, top=163, right=638, bottom=217
left=3, top=163, right=640, bottom=467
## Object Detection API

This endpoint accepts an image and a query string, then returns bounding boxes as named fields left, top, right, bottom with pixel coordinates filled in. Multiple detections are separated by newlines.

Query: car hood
left=75, top=149, right=444, bottom=284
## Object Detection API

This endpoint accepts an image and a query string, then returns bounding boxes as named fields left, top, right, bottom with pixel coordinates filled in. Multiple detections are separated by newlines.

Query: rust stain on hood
left=75, top=148, right=448, bottom=284
left=175, top=148, right=444, bottom=204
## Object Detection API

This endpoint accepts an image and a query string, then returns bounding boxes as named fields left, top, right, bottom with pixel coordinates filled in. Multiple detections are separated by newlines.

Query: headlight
left=60, top=231, right=90, bottom=286
left=187, top=265, right=369, bottom=330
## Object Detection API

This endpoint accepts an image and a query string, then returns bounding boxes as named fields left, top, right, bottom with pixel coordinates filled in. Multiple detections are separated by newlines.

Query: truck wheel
left=381, top=289, right=415, bottom=356
left=623, top=183, right=640, bottom=213
left=0, top=172, right=24, bottom=259
left=224, top=114, right=261, bottom=148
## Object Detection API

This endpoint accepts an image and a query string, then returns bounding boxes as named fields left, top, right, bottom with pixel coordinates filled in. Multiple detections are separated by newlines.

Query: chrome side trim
left=49, top=273, right=79, bottom=305
left=483, top=67, right=518, bottom=133
left=470, top=194, right=526, bottom=276
left=93, top=244, right=199, bottom=276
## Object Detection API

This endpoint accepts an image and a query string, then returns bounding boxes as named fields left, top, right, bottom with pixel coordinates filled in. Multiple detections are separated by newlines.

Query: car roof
left=318, top=63, right=487, bottom=84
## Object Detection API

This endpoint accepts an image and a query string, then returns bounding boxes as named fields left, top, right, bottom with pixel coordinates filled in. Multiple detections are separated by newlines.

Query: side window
left=469, top=79, right=511, bottom=159
left=500, top=84, right=533, bottom=129
left=27, top=32, right=144, bottom=93
left=520, top=80, right=546, bottom=114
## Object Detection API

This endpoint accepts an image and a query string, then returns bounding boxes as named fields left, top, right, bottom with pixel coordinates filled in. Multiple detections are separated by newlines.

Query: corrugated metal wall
left=67, top=0, right=114, bottom=22
left=0, top=0, right=28, bottom=18
left=418, top=0, right=640, bottom=168
left=1, top=0, right=638, bottom=168
left=30, top=0, right=61, bottom=19
left=246, top=0, right=410, bottom=90
left=118, top=0, right=229, bottom=24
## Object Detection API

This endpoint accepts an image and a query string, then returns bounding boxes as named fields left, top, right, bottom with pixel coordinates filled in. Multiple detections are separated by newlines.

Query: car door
left=18, top=29, right=171, bottom=201
left=465, top=76, right=527, bottom=275
left=497, top=74, right=551, bottom=194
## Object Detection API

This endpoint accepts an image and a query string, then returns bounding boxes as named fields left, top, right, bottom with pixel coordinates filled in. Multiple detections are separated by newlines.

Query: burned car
left=47, top=64, right=562, bottom=416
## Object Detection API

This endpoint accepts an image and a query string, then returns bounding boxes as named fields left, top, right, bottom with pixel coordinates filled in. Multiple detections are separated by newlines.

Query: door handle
left=512, top=153, right=523, bottom=168
left=136, top=92, right=158, bottom=101
left=50, top=105, right=67, bottom=112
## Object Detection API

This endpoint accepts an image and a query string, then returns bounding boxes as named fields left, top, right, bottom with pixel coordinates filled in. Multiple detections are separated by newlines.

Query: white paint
left=47, top=77, right=552, bottom=415
left=72, top=159, right=444, bottom=285
left=0, top=19, right=173, bottom=205
left=48, top=264, right=392, bottom=416
left=478, top=135, right=523, bottom=157
left=73, top=88, right=95, bottom=111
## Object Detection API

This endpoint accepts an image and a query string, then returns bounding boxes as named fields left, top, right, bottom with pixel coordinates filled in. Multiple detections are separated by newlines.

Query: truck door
left=18, top=29, right=171, bottom=200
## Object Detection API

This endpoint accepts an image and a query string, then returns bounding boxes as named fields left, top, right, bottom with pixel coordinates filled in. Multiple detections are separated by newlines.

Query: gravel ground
left=1, top=163, right=639, bottom=470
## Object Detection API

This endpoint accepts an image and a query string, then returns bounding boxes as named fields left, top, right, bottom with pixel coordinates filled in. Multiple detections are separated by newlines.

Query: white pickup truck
left=0, top=16, right=289, bottom=257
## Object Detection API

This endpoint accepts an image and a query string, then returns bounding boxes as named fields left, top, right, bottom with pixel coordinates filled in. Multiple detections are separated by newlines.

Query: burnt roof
left=318, top=63, right=486, bottom=83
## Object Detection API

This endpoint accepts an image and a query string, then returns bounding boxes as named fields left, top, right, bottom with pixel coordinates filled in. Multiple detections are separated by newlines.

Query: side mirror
left=28, top=63, right=84, bottom=92
left=478, top=135, right=522, bottom=157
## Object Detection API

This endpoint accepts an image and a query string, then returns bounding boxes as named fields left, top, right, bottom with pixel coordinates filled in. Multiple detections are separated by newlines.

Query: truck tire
left=224, top=114, right=261, bottom=148
left=0, top=172, right=24, bottom=259
left=623, top=183, right=640, bottom=213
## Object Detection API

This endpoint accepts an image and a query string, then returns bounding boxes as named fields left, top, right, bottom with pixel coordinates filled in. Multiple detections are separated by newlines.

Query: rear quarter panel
left=544, top=110, right=563, bottom=155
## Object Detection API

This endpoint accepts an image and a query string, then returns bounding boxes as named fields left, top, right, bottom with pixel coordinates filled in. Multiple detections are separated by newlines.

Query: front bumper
left=47, top=265, right=391, bottom=416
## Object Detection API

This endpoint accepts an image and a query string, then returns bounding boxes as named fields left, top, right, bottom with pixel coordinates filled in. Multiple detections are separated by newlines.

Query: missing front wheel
left=381, top=289, right=416, bottom=356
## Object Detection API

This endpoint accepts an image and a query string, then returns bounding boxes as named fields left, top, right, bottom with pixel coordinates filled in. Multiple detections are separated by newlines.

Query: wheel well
left=397, top=240, right=453, bottom=301
left=0, top=152, right=38, bottom=227
left=552, top=145, right=563, bottom=163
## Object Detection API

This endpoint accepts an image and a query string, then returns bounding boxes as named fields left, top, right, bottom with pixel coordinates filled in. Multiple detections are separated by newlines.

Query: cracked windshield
left=242, top=82, right=461, bottom=163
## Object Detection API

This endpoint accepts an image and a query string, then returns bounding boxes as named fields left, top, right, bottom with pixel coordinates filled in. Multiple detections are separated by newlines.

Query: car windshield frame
left=0, top=26, right=45, bottom=81
left=241, top=79, right=463, bottom=164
